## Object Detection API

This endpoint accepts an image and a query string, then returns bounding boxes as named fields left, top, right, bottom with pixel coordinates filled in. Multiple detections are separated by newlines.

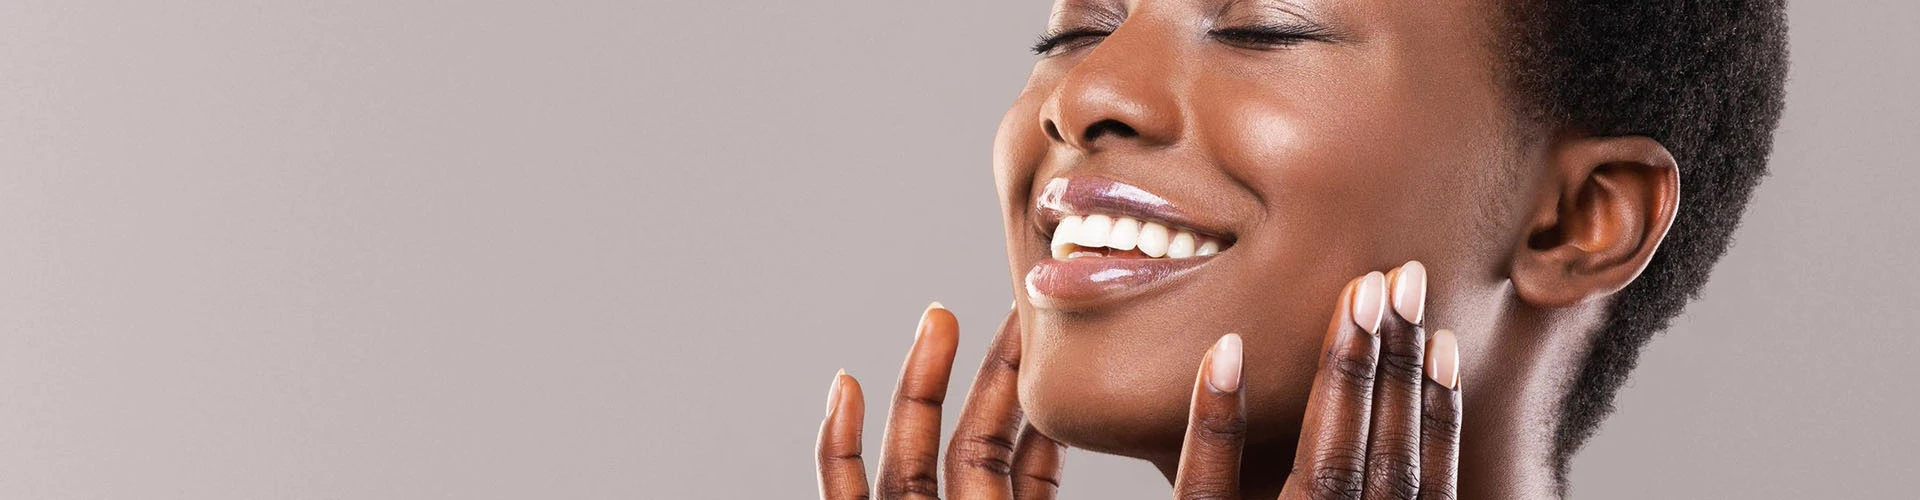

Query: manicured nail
left=1353, top=271, right=1387, bottom=334
left=1207, top=334, right=1243, bottom=393
left=1427, top=330, right=1459, bottom=389
left=918, top=301, right=946, bottom=339
left=825, top=369, right=845, bottom=417
left=1393, top=261, right=1427, bottom=325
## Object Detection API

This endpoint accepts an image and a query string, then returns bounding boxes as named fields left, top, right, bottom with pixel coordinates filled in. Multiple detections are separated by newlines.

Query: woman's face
left=994, top=0, right=1527, bottom=457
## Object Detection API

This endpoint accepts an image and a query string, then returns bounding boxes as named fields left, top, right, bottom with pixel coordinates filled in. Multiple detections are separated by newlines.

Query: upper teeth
left=1050, top=214, right=1222, bottom=260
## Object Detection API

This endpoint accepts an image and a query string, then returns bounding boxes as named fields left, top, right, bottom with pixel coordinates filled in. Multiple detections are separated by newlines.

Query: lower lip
left=1024, top=255, right=1218, bottom=310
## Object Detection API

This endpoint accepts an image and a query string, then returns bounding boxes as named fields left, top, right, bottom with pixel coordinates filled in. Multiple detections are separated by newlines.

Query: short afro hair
left=1497, top=0, right=1790, bottom=488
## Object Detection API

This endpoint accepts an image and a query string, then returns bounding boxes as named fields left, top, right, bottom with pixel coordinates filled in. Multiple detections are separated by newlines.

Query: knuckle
left=1193, top=412, right=1249, bottom=445
left=1326, top=347, right=1379, bottom=389
left=1378, top=347, right=1422, bottom=378
left=1364, top=456, right=1421, bottom=500
left=1311, top=467, right=1366, bottom=500
left=1019, top=470, right=1063, bottom=489
left=1299, top=437, right=1367, bottom=500
left=946, top=433, right=1018, bottom=477
left=954, top=454, right=1015, bottom=478
left=1421, top=410, right=1461, bottom=440
left=876, top=470, right=939, bottom=499
left=897, top=393, right=945, bottom=410
left=818, top=448, right=864, bottom=462
left=875, top=456, right=940, bottom=498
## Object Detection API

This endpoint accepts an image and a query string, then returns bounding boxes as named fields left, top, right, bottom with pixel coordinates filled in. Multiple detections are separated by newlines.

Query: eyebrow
left=1218, top=0, right=1327, bottom=24
left=1051, top=0, right=1128, bottom=29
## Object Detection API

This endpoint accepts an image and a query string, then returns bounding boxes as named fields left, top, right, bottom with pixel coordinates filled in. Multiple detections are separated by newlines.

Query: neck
left=1142, top=299, right=1595, bottom=500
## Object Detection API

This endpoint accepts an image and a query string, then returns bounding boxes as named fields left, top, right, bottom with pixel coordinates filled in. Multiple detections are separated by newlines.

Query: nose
left=1038, top=22, right=1186, bottom=153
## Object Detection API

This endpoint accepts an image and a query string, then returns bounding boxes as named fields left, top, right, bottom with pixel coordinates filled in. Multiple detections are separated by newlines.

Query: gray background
left=0, top=1, right=1912, bottom=498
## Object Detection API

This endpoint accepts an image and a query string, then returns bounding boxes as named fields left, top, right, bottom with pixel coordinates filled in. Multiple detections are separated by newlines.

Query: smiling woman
left=814, top=0, right=1787, bottom=498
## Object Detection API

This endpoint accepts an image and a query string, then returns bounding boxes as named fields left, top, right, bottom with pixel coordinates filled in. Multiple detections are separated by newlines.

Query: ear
left=1511, top=135, right=1680, bottom=308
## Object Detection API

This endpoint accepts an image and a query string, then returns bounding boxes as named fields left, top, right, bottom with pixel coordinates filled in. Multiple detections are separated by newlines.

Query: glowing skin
left=996, top=0, right=1521, bottom=464
left=818, top=0, right=1683, bottom=497
left=991, top=0, right=1677, bottom=497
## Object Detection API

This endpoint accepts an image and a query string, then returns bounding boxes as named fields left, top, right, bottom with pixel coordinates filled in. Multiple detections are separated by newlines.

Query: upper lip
left=1033, top=176, right=1236, bottom=244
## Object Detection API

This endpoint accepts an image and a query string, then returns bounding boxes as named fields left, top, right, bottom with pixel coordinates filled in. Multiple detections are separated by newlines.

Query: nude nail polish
left=918, top=301, right=946, bottom=339
left=825, top=370, right=845, bottom=417
left=1208, top=334, right=1243, bottom=393
left=1427, top=330, right=1459, bottom=389
left=1353, top=271, right=1387, bottom=334
left=1393, top=261, right=1427, bottom=324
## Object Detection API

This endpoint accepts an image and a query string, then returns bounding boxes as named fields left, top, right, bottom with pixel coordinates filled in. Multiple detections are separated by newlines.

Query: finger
left=1417, top=330, right=1462, bottom=500
left=875, top=303, right=961, bottom=500
left=1282, top=272, right=1386, bottom=500
left=817, top=371, right=871, bottom=500
left=1010, top=424, right=1066, bottom=500
left=1173, top=334, right=1248, bottom=500
left=1362, top=262, right=1428, bottom=500
left=943, top=312, right=1025, bottom=500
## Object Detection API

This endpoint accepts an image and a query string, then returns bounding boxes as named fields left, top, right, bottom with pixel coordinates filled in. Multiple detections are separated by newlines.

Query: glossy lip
left=1024, top=176, right=1235, bottom=311
left=1025, top=255, right=1217, bottom=311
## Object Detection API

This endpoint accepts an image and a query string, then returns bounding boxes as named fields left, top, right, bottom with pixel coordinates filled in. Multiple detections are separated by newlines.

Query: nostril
left=1083, top=119, right=1137, bottom=143
left=1043, top=119, right=1064, bottom=142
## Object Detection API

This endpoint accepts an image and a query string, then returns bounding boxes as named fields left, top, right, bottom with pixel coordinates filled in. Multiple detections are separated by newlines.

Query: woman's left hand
left=815, top=306, right=1068, bottom=500
left=1171, top=264, right=1463, bottom=500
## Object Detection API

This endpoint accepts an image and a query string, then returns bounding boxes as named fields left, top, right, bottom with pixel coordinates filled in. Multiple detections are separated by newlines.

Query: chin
left=1015, top=312, right=1196, bottom=459
left=1014, top=297, right=1322, bottom=461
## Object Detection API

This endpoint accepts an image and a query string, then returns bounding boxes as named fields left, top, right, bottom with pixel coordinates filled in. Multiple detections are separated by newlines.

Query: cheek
left=1199, top=76, right=1499, bottom=263
left=992, top=68, right=1064, bottom=181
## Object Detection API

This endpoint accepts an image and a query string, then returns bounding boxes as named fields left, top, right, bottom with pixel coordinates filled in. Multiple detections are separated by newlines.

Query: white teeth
left=1075, top=214, right=1113, bottom=249
left=1051, top=215, right=1082, bottom=260
left=1050, top=214, right=1224, bottom=260
left=1168, top=231, right=1197, bottom=259
left=1137, top=222, right=1170, bottom=258
left=1107, top=218, right=1141, bottom=251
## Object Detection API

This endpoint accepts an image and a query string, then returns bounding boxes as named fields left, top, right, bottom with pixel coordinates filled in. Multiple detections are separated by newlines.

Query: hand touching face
left=815, top=262, right=1462, bottom=499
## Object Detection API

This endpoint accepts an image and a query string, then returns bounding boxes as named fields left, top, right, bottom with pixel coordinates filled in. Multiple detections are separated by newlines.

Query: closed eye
left=1031, top=28, right=1113, bottom=56
left=1208, top=23, right=1335, bottom=49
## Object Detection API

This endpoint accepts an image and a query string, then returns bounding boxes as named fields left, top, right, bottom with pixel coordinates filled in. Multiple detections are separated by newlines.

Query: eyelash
left=1030, top=28, right=1111, bottom=55
left=1029, top=23, right=1332, bottom=56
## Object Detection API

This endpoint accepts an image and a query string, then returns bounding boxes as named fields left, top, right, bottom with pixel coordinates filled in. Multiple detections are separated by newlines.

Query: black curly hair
left=1497, top=0, right=1790, bottom=490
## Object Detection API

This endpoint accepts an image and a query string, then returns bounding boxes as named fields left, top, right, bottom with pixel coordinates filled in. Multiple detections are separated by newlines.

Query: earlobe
left=1511, top=135, right=1680, bottom=309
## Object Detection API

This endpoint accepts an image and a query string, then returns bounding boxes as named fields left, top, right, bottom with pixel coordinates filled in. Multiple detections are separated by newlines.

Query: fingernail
left=1207, top=334, right=1243, bottom=393
left=825, top=369, right=845, bottom=417
left=1393, top=261, right=1427, bottom=325
left=1427, top=330, right=1459, bottom=389
left=918, top=301, right=946, bottom=339
left=1353, top=271, right=1387, bottom=334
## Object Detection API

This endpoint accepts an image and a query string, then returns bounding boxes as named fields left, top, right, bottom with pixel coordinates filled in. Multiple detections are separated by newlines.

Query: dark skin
left=820, top=269, right=1460, bottom=500
left=815, top=0, right=1679, bottom=498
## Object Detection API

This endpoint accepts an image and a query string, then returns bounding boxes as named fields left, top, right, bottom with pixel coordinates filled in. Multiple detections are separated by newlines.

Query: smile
left=1050, top=214, right=1225, bottom=260
left=1026, top=176, right=1236, bottom=310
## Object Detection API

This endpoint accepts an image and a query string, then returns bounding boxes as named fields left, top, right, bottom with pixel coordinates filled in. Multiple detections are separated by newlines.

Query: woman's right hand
left=816, top=305, right=1067, bottom=500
